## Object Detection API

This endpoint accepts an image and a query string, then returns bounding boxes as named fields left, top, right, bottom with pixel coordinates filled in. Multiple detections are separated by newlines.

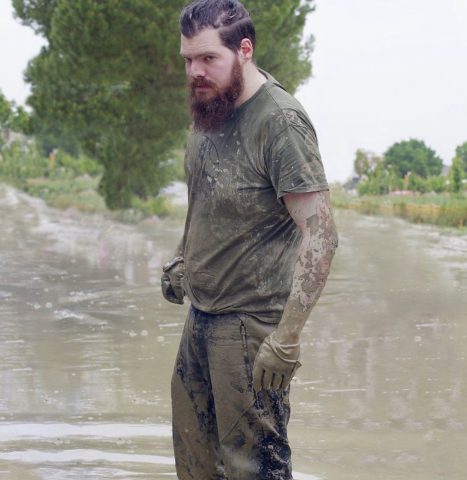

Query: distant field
left=331, top=190, right=467, bottom=230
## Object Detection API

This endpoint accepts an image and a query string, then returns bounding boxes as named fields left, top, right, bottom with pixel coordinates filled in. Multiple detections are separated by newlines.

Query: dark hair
left=180, top=0, right=256, bottom=52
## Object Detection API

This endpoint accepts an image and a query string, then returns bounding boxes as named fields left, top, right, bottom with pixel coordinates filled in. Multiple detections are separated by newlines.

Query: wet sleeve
left=265, top=110, right=329, bottom=199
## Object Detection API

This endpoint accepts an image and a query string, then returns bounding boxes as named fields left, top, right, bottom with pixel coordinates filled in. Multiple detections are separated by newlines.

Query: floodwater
left=0, top=183, right=466, bottom=480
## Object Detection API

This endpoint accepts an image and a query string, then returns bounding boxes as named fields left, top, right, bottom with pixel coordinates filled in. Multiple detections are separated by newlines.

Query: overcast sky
left=1, top=0, right=466, bottom=182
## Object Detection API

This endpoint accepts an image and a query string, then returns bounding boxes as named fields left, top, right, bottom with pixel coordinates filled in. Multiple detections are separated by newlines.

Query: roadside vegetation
left=335, top=139, right=467, bottom=229
left=332, top=188, right=467, bottom=230
left=0, top=137, right=186, bottom=221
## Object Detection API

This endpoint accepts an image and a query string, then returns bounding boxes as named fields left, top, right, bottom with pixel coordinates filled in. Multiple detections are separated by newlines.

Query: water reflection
left=1, top=184, right=466, bottom=479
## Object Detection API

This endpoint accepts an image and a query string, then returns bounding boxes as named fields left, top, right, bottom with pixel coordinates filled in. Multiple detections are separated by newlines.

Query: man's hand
left=161, top=257, right=185, bottom=305
left=252, top=331, right=301, bottom=392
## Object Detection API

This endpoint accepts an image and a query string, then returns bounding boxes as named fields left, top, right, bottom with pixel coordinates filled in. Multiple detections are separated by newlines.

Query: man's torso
left=182, top=72, right=328, bottom=321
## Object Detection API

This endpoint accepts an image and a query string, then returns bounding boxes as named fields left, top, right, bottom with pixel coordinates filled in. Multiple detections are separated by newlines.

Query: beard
left=189, top=58, right=244, bottom=133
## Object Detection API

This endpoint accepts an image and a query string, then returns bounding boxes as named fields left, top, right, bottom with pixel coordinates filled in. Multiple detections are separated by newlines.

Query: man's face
left=180, top=28, right=245, bottom=132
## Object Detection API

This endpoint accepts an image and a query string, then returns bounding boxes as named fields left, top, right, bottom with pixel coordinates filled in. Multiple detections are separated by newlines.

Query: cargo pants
left=171, top=306, right=293, bottom=480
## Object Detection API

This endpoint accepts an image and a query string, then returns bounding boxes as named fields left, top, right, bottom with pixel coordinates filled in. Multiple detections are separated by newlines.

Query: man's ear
left=239, top=38, right=254, bottom=62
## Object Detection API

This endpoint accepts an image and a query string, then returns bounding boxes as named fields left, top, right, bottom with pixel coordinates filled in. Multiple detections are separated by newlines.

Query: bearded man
left=161, top=1, right=338, bottom=479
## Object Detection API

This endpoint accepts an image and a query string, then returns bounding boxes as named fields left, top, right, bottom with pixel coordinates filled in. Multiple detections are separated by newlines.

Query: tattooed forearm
left=276, top=191, right=338, bottom=342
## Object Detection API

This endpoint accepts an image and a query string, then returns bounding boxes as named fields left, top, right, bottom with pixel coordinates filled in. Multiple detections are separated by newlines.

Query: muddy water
left=0, top=183, right=466, bottom=480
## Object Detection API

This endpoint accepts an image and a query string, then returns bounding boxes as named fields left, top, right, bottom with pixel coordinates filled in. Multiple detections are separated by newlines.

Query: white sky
left=1, top=0, right=467, bottom=182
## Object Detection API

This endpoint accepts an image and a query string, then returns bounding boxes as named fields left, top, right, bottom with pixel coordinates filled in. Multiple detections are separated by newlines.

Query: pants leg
left=207, top=312, right=293, bottom=480
left=171, top=308, right=226, bottom=480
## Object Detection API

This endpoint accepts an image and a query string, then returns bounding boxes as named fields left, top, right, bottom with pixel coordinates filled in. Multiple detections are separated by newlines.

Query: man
left=161, top=1, right=338, bottom=478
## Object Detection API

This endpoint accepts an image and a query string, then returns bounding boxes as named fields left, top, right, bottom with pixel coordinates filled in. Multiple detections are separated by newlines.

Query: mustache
left=191, top=78, right=216, bottom=89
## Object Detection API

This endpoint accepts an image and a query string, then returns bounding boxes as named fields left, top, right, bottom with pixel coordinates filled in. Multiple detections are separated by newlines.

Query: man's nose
left=188, top=60, right=205, bottom=78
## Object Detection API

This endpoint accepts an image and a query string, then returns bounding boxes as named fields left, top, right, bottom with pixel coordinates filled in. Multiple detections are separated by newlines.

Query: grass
left=331, top=189, right=467, bottom=230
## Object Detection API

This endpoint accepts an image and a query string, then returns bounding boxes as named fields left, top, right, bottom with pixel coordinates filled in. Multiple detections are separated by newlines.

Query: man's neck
left=235, top=65, right=267, bottom=108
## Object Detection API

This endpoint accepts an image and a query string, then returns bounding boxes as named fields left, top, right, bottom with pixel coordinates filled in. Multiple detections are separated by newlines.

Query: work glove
left=161, top=256, right=185, bottom=305
left=252, top=330, right=301, bottom=392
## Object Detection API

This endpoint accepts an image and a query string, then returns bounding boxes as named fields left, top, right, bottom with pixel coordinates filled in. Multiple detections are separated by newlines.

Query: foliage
left=0, top=141, right=102, bottom=187
left=353, top=149, right=383, bottom=178
left=383, top=139, right=443, bottom=178
left=0, top=141, right=47, bottom=181
left=450, top=157, right=464, bottom=194
left=453, top=141, right=467, bottom=175
left=13, top=0, right=316, bottom=209
left=332, top=191, right=467, bottom=229
left=426, top=175, right=447, bottom=194
left=245, top=0, right=315, bottom=93
left=354, top=149, right=370, bottom=177
left=0, top=90, right=33, bottom=135
left=357, top=162, right=403, bottom=195
left=0, top=142, right=178, bottom=218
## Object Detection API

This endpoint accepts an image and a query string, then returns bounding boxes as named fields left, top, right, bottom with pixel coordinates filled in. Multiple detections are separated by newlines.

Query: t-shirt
left=181, top=70, right=329, bottom=322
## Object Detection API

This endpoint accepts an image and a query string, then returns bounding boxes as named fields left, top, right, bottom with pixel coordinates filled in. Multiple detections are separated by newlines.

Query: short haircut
left=180, top=0, right=256, bottom=52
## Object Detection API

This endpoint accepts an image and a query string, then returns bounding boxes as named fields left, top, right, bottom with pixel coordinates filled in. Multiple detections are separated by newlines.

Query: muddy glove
left=252, top=330, right=301, bottom=392
left=161, top=256, right=185, bottom=305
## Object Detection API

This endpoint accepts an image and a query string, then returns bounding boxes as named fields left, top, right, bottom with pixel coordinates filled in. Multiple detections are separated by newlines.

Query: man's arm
left=252, top=190, right=338, bottom=391
left=277, top=190, right=338, bottom=342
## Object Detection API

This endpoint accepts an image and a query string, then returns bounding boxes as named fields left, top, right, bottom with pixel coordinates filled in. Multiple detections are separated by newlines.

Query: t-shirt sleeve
left=265, top=110, right=329, bottom=199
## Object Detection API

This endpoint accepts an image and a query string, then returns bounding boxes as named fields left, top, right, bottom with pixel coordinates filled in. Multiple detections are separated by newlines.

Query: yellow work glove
left=161, top=256, right=185, bottom=305
left=252, top=330, right=301, bottom=392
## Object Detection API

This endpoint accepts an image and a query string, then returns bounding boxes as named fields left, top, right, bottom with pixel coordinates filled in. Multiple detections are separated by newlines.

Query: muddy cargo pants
left=171, top=306, right=293, bottom=480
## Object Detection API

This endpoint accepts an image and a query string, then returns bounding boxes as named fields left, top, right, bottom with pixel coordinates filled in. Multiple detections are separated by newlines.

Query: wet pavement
left=0, top=183, right=466, bottom=479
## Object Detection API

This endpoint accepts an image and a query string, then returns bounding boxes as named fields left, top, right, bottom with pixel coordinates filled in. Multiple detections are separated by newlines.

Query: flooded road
left=1, top=183, right=466, bottom=480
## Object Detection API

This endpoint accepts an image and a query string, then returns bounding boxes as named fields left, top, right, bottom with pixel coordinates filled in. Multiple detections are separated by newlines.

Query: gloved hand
left=161, top=256, right=185, bottom=305
left=252, top=330, right=301, bottom=392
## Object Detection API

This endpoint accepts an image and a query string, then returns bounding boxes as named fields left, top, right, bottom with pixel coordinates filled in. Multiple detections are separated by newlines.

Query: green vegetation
left=0, top=140, right=186, bottom=220
left=354, top=139, right=466, bottom=197
left=341, top=138, right=467, bottom=229
left=0, top=91, right=32, bottom=141
left=12, top=0, right=316, bottom=209
left=383, top=139, right=443, bottom=178
left=332, top=189, right=467, bottom=229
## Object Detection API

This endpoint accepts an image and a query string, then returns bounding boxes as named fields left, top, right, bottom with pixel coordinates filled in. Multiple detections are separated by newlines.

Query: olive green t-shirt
left=181, top=71, right=329, bottom=322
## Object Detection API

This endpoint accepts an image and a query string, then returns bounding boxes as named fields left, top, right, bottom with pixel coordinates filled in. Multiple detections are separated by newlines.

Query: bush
left=426, top=175, right=447, bottom=193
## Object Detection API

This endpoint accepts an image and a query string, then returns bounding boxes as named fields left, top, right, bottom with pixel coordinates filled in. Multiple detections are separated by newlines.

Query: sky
left=1, top=0, right=467, bottom=183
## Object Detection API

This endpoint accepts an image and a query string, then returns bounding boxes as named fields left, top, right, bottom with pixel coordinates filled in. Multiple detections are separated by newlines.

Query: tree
left=353, top=149, right=382, bottom=177
left=0, top=92, right=11, bottom=129
left=353, top=149, right=370, bottom=177
left=0, top=90, right=32, bottom=135
left=453, top=141, right=467, bottom=175
left=450, top=157, right=463, bottom=194
left=383, top=139, right=443, bottom=179
left=13, top=0, right=316, bottom=208
left=245, top=0, right=315, bottom=93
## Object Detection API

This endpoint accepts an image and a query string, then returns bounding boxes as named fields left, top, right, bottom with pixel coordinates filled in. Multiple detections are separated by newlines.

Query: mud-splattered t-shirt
left=182, top=71, right=329, bottom=322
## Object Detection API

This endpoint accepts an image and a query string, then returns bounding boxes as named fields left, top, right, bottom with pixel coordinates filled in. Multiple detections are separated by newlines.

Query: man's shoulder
left=254, top=71, right=313, bottom=133
left=253, top=88, right=312, bottom=143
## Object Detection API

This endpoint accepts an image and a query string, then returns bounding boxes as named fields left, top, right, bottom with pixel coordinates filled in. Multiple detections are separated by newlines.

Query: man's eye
left=205, top=56, right=214, bottom=62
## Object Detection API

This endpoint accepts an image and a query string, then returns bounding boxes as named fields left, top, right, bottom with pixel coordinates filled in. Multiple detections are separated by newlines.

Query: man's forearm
left=276, top=192, right=338, bottom=343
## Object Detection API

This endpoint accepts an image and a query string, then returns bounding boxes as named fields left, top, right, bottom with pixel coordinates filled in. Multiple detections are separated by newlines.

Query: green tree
left=0, top=92, right=11, bottom=130
left=353, top=149, right=382, bottom=177
left=453, top=141, right=467, bottom=175
left=354, top=149, right=370, bottom=177
left=14, top=0, right=316, bottom=208
left=0, top=90, right=32, bottom=135
left=450, top=157, right=463, bottom=194
left=246, top=0, right=315, bottom=93
left=357, top=162, right=403, bottom=196
left=383, top=139, right=443, bottom=179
